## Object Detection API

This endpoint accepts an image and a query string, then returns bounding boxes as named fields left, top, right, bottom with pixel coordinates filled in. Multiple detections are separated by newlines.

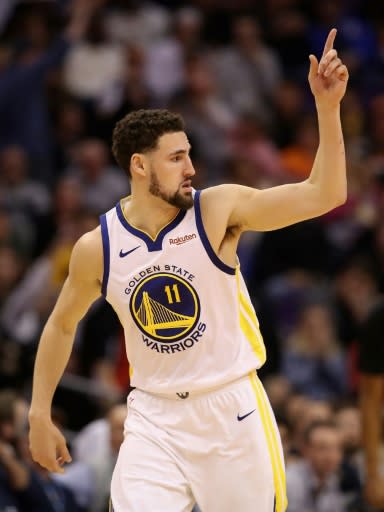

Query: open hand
left=308, top=28, right=349, bottom=108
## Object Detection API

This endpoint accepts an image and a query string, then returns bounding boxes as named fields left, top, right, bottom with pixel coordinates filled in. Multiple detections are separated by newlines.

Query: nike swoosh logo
left=237, top=409, right=256, bottom=422
left=119, top=246, right=140, bottom=258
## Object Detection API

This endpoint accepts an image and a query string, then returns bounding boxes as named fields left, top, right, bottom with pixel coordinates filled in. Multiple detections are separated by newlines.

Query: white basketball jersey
left=100, top=191, right=266, bottom=395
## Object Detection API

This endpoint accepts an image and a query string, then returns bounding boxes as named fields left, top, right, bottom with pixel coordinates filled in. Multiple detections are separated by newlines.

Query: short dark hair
left=112, top=109, right=185, bottom=177
left=303, top=419, right=338, bottom=445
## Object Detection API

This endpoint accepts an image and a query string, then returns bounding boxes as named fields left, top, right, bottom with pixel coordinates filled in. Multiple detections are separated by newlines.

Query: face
left=305, top=426, right=343, bottom=479
left=145, top=132, right=196, bottom=209
left=335, top=407, right=361, bottom=453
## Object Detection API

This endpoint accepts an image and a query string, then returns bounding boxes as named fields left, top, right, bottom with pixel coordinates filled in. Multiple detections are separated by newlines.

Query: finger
left=319, top=49, right=338, bottom=75
left=57, top=442, right=72, bottom=464
left=323, top=57, right=342, bottom=77
left=335, top=64, right=349, bottom=81
left=322, top=28, right=337, bottom=58
left=308, top=54, right=319, bottom=79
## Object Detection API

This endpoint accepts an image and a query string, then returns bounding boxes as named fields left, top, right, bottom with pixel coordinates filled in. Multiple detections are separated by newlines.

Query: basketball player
left=29, top=29, right=348, bottom=512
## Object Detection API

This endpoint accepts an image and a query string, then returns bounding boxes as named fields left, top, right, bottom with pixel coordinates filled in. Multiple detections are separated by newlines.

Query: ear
left=131, top=154, right=146, bottom=177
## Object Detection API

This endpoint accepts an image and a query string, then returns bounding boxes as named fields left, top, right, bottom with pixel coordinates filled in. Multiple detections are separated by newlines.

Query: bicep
left=49, top=274, right=100, bottom=334
left=230, top=182, right=330, bottom=232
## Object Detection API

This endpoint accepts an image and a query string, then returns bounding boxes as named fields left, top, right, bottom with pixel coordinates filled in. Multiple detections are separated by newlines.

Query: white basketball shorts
left=110, top=372, right=287, bottom=512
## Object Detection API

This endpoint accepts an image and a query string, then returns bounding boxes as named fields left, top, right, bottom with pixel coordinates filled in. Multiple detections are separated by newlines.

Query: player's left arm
left=215, top=29, right=349, bottom=233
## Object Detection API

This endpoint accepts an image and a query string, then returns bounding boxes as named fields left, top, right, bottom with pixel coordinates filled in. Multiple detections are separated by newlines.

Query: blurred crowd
left=1, top=0, right=384, bottom=510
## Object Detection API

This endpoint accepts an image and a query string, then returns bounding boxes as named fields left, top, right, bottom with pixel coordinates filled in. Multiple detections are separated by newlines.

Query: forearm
left=307, top=105, right=347, bottom=206
left=30, top=320, right=75, bottom=417
left=360, top=376, right=383, bottom=478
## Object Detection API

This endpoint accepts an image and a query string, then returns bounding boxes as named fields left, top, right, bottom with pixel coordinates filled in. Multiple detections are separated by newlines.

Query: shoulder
left=198, top=184, right=242, bottom=211
left=69, top=227, right=103, bottom=282
left=197, top=185, right=236, bottom=230
left=72, top=227, right=102, bottom=257
left=198, top=184, right=254, bottom=224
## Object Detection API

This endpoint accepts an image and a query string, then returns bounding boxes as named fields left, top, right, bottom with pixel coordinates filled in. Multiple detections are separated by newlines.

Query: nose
left=184, top=156, right=196, bottom=177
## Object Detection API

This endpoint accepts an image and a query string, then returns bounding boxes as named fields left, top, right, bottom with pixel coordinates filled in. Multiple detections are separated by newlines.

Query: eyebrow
left=168, top=145, right=192, bottom=156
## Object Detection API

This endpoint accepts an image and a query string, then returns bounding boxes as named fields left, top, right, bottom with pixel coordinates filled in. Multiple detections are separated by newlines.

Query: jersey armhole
left=100, top=214, right=110, bottom=296
left=194, top=190, right=236, bottom=275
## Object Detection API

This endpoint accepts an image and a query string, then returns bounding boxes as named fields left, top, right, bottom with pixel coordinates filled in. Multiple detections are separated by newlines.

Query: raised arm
left=28, top=228, right=102, bottom=473
left=204, top=28, right=348, bottom=234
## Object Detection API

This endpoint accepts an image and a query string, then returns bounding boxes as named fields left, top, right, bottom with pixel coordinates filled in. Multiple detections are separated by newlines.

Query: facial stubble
left=149, top=169, right=194, bottom=210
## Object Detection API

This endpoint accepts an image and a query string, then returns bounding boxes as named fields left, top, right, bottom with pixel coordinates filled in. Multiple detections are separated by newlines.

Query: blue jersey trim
left=194, top=190, right=236, bottom=275
left=100, top=214, right=110, bottom=296
left=115, top=201, right=187, bottom=252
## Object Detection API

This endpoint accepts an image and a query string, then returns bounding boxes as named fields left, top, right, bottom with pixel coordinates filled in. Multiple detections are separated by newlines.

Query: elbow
left=333, top=190, right=347, bottom=207
left=326, top=186, right=348, bottom=211
left=315, top=192, right=347, bottom=216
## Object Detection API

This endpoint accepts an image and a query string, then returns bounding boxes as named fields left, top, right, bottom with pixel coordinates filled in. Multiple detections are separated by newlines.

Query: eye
left=172, top=155, right=182, bottom=162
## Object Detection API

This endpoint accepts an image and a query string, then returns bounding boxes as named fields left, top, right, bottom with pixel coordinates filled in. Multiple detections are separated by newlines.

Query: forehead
left=310, top=427, right=340, bottom=444
left=156, top=132, right=190, bottom=152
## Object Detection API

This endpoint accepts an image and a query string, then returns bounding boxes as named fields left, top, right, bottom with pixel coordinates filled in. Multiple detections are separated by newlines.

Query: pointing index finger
left=322, top=28, right=337, bottom=58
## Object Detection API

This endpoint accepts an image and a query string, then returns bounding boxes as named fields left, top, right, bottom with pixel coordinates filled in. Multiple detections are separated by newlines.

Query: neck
left=123, top=193, right=180, bottom=240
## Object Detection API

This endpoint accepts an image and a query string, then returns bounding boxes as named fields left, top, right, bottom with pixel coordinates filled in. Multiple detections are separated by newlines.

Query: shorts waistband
left=142, top=371, right=257, bottom=401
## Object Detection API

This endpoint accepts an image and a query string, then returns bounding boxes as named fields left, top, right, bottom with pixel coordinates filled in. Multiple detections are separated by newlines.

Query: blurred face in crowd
left=233, top=16, right=261, bottom=50
left=293, top=400, right=333, bottom=454
left=335, top=406, right=362, bottom=455
left=298, top=304, right=336, bottom=354
left=304, top=425, right=343, bottom=480
left=54, top=177, right=83, bottom=217
left=0, top=146, right=28, bottom=186
left=0, top=247, right=23, bottom=296
left=77, top=140, right=108, bottom=179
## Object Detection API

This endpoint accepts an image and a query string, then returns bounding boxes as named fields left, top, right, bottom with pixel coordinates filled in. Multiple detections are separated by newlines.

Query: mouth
left=181, top=180, right=192, bottom=193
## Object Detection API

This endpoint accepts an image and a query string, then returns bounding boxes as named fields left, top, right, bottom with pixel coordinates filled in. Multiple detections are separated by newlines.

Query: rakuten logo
left=169, top=234, right=197, bottom=245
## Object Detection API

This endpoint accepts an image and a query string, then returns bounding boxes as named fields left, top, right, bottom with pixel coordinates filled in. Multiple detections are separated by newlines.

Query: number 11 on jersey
left=165, top=284, right=181, bottom=304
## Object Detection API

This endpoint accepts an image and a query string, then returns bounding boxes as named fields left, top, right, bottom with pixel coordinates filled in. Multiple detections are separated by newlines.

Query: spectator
left=335, top=403, right=364, bottom=483
left=15, top=427, right=80, bottom=512
left=63, top=10, right=125, bottom=104
left=144, top=6, right=204, bottom=106
left=281, top=301, right=348, bottom=401
left=286, top=420, right=361, bottom=512
left=171, top=54, right=236, bottom=182
left=66, top=139, right=128, bottom=214
left=88, top=404, right=127, bottom=512
left=0, top=389, right=28, bottom=512
left=211, top=15, right=282, bottom=123
left=0, top=0, right=96, bottom=182
left=280, top=114, right=319, bottom=180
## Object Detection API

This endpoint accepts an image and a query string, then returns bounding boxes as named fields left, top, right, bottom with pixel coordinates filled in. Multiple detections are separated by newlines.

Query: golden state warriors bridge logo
left=129, top=273, right=200, bottom=343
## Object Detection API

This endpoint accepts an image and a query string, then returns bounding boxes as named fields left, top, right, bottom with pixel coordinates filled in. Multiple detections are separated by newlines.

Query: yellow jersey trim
left=236, top=268, right=266, bottom=365
left=120, top=196, right=180, bottom=242
left=250, top=373, right=287, bottom=511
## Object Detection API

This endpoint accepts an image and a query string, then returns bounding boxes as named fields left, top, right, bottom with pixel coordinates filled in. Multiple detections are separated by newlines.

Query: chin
left=169, top=193, right=194, bottom=210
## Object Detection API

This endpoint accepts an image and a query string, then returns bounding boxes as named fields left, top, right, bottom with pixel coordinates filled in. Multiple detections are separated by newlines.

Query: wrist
left=315, top=102, right=341, bottom=116
left=28, top=408, right=51, bottom=423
